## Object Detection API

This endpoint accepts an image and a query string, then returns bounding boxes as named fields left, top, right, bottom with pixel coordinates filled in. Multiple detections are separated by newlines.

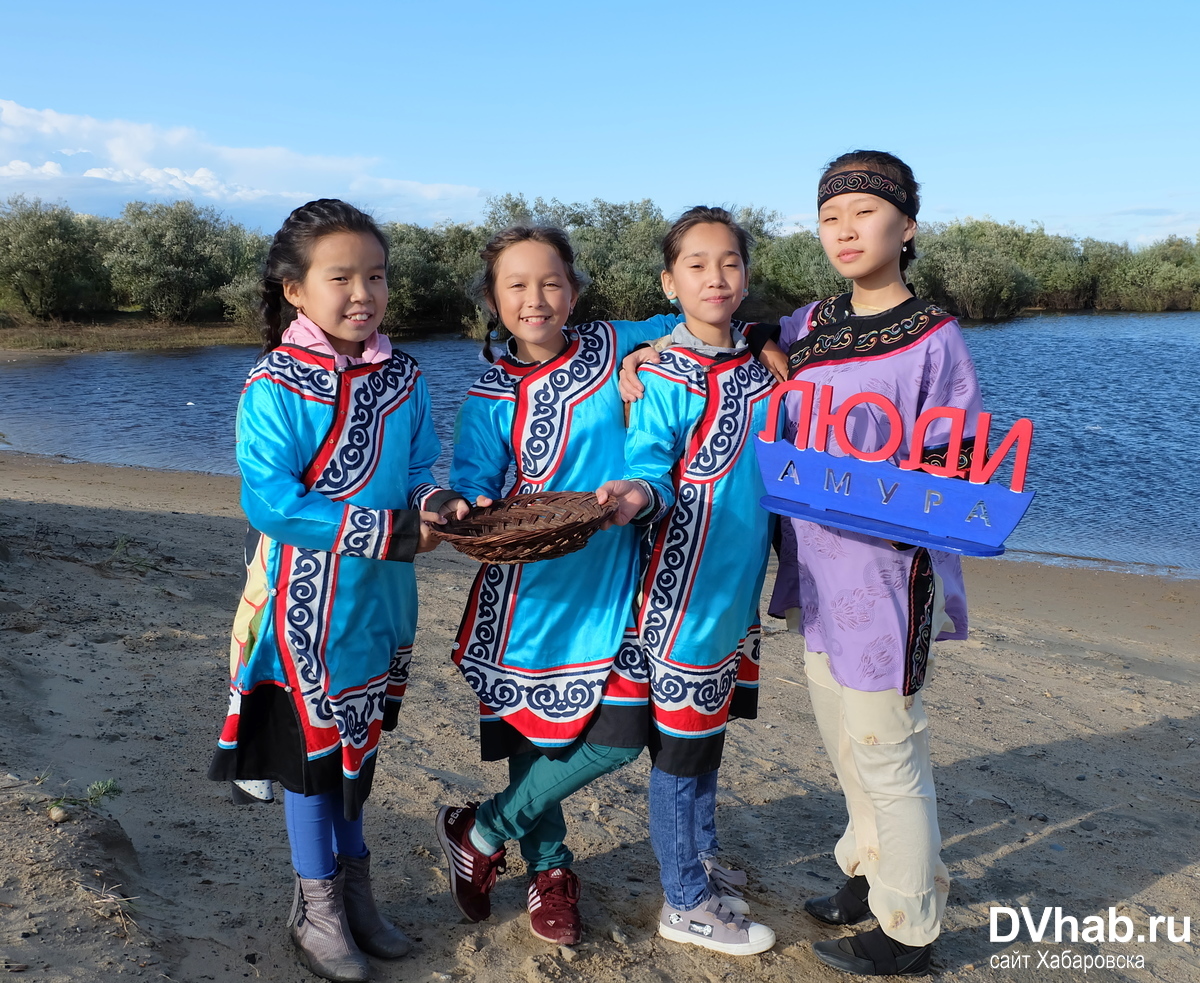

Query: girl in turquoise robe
left=436, top=226, right=681, bottom=946
left=208, top=200, right=465, bottom=983
left=600, top=207, right=777, bottom=956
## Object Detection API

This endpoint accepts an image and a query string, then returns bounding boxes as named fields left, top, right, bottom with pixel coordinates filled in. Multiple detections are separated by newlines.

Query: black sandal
left=812, top=925, right=932, bottom=976
left=804, top=874, right=872, bottom=925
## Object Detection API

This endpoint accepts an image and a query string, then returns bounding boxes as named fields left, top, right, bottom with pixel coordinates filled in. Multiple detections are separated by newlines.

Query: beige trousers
left=804, top=649, right=950, bottom=946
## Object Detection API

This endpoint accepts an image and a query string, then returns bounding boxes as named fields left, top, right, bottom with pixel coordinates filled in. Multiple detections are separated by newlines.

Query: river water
left=1, top=312, right=1197, bottom=577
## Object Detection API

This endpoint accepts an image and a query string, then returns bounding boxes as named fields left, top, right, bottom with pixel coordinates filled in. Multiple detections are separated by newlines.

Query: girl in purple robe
left=755, top=151, right=984, bottom=976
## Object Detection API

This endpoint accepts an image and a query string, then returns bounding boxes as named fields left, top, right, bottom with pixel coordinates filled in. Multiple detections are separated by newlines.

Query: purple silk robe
left=769, top=294, right=984, bottom=695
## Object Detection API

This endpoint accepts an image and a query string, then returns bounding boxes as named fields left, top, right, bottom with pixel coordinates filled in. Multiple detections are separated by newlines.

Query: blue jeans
left=649, top=766, right=720, bottom=909
left=475, top=740, right=642, bottom=872
left=284, top=789, right=367, bottom=879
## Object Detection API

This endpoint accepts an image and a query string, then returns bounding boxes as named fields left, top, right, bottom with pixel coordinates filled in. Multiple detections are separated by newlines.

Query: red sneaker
left=436, top=804, right=507, bottom=922
left=527, top=867, right=581, bottom=945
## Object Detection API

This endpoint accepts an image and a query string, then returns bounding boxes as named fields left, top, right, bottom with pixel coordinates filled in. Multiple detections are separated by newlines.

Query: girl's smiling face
left=818, top=192, right=916, bottom=286
left=660, top=222, right=747, bottom=340
left=491, top=239, right=577, bottom=363
left=283, top=230, right=388, bottom=357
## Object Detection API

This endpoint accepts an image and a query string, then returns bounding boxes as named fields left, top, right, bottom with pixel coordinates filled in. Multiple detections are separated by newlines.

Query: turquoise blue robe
left=209, top=343, right=449, bottom=816
left=450, top=315, right=681, bottom=759
left=623, top=338, right=776, bottom=776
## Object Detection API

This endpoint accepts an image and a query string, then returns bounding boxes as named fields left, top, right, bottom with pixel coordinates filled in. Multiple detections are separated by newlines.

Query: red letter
left=902, top=406, right=967, bottom=477
left=969, top=415, right=1035, bottom=493
left=832, top=392, right=903, bottom=462
left=812, top=384, right=837, bottom=453
left=759, top=380, right=814, bottom=445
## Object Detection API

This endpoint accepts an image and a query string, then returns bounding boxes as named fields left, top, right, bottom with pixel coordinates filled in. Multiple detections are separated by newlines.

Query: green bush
left=755, top=230, right=848, bottom=309
left=217, top=274, right=262, bottom=328
left=569, top=201, right=669, bottom=321
left=1, top=194, right=1197, bottom=332
left=910, top=223, right=1037, bottom=318
left=1095, top=245, right=1200, bottom=311
left=381, top=221, right=486, bottom=330
left=104, top=201, right=250, bottom=322
left=0, top=196, right=112, bottom=319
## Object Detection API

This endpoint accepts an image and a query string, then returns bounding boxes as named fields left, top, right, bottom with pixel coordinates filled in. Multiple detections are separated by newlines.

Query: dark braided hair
left=475, top=226, right=582, bottom=362
left=259, top=199, right=390, bottom=353
left=820, top=150, right=920, bottom=271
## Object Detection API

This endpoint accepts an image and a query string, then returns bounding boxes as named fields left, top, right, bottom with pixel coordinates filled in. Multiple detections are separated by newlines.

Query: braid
left=481, top=311, right=509, bottom=363
left=258, top=198, right=390, bottom=354
left=259, top=280, right=286, bottom=352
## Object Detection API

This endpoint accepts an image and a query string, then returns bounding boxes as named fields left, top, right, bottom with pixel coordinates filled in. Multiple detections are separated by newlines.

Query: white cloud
left=81, top=165, right=269, bottom=200
left=0, top=159, right=64, bottom=178
left=0, top=99, right=484, bottom=226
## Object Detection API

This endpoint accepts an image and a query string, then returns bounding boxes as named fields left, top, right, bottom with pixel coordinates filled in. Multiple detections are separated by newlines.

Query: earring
left=742, top=288, right=749, bottom=297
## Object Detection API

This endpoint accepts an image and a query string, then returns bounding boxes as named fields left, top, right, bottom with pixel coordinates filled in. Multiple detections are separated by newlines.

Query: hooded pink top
left=282, top=312, right=393, bottom=367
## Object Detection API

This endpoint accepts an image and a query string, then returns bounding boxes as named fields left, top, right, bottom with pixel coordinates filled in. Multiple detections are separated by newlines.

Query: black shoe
left=813, top=926, right=932, bottom=976
left=804, top=875, right=872, bottom=925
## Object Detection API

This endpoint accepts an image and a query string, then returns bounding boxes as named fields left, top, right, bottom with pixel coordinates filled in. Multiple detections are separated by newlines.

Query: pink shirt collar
left=282, top=312, right=393, bottom=367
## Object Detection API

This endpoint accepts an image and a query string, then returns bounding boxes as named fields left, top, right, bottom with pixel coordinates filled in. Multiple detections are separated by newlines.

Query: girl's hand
left=474, top=495, right=493, bottom=508
left=417, top=510, right=447, bottom=553
left=758, top=340, right=789, bottom=383
left=618, top=347, right=661, bottom=402
left=595, top=480, right=650, bottom=529
left=439, top=497, right=472, bottom=521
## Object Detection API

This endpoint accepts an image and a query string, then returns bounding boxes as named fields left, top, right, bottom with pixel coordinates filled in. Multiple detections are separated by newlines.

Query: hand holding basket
left=435, top=491, right=618, bottom=564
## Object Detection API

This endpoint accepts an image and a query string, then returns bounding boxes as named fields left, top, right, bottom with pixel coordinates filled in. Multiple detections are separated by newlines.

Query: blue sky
left=2, top=0, right=1197, bottom=244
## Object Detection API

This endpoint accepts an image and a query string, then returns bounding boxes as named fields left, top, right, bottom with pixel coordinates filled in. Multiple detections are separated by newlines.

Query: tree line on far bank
left=1, top=193, right=1198, bottom=335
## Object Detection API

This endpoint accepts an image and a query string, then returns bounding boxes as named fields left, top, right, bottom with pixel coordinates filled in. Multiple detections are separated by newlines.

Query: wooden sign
left=754, top=381, right=1036, bottom=556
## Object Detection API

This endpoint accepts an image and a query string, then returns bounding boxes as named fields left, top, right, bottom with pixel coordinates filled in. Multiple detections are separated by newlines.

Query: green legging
left=474, top=739, right=642, bottom=871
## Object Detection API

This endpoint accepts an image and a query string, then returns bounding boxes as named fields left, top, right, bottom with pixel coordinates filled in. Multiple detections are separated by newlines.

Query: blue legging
left=284, top=789, right=368, bottom=880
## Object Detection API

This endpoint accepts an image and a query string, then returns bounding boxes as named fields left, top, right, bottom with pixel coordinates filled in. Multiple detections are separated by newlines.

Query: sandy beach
left=1, top=452, right=1198, bottom=982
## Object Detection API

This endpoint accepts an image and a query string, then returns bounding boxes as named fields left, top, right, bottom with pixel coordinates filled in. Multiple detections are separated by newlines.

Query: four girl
left=598, top=207, right=777, bottom=955
left=209, top=199, right=468, bottom=983
left=213, top=149, right=981, bottom=980
left=758, top=151, right=981, bottom=976
left=436, top=227, right=681, bottom=944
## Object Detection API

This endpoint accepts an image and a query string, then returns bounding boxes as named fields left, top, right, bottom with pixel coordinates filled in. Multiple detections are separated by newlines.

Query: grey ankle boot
left=337, top=852, right=413, bottom=959
left=289, top=868, right=370, bottom=982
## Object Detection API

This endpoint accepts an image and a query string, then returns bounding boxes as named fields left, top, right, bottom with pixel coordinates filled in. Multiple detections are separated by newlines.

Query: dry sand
left=1, top=452, right=1198, bottom=982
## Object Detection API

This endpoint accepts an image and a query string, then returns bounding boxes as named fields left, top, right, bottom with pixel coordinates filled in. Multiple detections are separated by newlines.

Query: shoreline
left=0, top=322, right=468, bottom=358
left=3, top=446, right=1197, bottom=582
left=1, top=455, right=1198, bottom=982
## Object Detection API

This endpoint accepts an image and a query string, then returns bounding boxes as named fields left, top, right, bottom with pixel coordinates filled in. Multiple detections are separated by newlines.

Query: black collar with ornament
left=786, top=293, right=954, bottom=374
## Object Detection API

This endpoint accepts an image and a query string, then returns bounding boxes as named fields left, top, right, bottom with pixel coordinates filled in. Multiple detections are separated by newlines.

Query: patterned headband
left=818, top=169, right=918, bottom=219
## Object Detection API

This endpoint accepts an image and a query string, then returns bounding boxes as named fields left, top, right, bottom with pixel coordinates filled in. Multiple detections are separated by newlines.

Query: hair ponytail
left=259, top=279, right=287, bottom=353
left=258, top=198, right=389, bottom=354
left=481, top=313, right=508, bottom=364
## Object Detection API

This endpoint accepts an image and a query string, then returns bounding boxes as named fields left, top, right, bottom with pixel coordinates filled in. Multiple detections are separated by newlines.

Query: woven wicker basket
left=436, top=491, right=618, bottom=564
